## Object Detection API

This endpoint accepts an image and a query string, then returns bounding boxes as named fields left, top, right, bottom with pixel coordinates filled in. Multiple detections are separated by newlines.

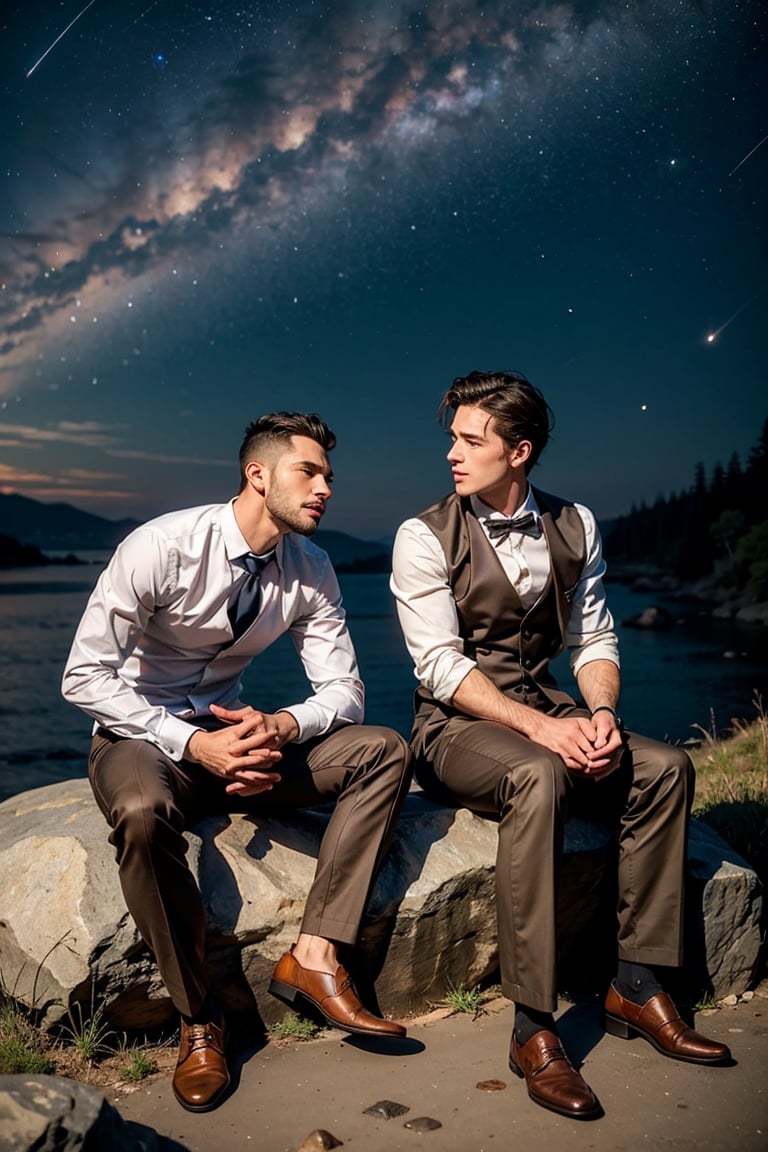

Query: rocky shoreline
left=607, top=566, right=768, bottom=627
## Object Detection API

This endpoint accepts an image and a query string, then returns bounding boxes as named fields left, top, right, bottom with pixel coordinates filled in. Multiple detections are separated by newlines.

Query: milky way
left=0, top=1, right=764, bottom=531
left=0, top=2, right=723, bottom=376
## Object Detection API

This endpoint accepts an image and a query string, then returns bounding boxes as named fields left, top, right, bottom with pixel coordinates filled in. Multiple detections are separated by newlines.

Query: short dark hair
left=438, top=370, right=554, bottom=473
left=238, top=412, right=336, bottom=489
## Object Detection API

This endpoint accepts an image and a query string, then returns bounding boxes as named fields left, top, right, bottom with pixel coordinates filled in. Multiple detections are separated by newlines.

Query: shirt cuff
left=154, top=714, right=204, bottom=761
left=279, top=703, right=332, bottom=744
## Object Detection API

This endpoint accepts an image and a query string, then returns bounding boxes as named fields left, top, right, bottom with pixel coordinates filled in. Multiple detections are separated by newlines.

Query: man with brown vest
left=390, top=370, right=730, bottom=1121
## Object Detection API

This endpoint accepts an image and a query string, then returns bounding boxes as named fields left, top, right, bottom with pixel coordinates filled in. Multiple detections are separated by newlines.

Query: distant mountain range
left=0, top=494, right=141, bottom=553
left=0, top=493, right=389, bottom=570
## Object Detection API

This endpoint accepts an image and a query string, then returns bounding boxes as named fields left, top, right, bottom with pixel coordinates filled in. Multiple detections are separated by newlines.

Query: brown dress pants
left=89, top=725, right=411, bottom=1018
left=416, top=710, right=693, bottom=1012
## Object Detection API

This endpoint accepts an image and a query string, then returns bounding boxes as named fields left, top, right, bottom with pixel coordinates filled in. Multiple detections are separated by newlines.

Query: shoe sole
left=604, top=1012, right=729, bottom=1064
left=508, top=1056, right=603, bottom=1121
left=269, top=977, right=406, bottom=1038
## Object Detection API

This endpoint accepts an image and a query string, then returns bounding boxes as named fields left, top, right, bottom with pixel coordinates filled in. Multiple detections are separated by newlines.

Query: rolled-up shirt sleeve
left=390, top=518, right=476, bottom=704
left=566, top=504, right=620, bottom=676
left=61, top=529, right=202, bottom=759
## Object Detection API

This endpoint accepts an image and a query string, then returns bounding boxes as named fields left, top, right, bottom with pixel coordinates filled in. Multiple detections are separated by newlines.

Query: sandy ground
left=108, top=989, right=767, bottom=1152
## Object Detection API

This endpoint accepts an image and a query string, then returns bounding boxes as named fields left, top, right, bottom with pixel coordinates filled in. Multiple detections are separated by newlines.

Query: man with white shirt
left=63, top=411, right=410, bottom=1113
left=391, top=370, right=729, bottom=1121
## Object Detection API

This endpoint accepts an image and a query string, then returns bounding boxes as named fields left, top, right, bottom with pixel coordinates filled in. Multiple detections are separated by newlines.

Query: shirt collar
left=220, top=498, right=284, bottom=572
left=470, top=485, right=539, bottom=521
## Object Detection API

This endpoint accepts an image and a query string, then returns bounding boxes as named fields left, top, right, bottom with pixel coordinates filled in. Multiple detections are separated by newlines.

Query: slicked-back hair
left=238, top=411, right=336, bottom=489
left=439, top=370, right=554, bottom=474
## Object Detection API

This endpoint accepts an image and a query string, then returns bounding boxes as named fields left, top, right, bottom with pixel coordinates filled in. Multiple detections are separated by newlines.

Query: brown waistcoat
left=410, top=488, right=587, bottom=759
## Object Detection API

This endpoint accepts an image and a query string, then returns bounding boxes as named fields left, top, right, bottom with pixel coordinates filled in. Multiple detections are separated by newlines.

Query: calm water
left=1, top=561, right=766, bottom=803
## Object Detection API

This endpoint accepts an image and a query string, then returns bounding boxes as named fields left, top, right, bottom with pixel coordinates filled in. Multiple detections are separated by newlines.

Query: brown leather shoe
left=269, top=947, right=406, bottom=1038
left=172, top=1019, right=230, bottom=1112
left=604, top=983, right=731, bottom=1064
left=509, top=1029, right=602, bottom=1120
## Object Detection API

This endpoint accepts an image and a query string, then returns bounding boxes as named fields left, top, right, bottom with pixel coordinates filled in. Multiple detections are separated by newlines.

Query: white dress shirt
left=390, top=488, right=619, bottom=705
left=62, top=500, right=364, bottom=759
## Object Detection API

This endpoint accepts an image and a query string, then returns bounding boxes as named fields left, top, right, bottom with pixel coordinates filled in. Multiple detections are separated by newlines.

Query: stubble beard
left=265, top=488, right=319, bottom=537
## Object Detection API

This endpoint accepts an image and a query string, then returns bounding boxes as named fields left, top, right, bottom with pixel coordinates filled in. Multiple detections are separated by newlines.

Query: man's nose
left=315, top=476, right=332, bottom=499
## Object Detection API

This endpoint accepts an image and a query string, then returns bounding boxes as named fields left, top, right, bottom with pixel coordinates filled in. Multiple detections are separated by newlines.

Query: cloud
left=3, top=483, right=137, bottom=503
left=106, top=448, right=232, bottom=467
left=0, top=462, right=55, bottom=485
left=60, top=467, right=124, bottom=481
left=0, top=460, right=134, bottom=504
left=0, top=420, right=126, bottom=447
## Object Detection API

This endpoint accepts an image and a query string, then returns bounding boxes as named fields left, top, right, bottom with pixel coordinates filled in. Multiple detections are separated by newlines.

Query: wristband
left=591, top=705, right=624, bottom=731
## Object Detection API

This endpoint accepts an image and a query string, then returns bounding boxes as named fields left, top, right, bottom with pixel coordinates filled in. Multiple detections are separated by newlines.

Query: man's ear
left=508, top=439, right=532, bottom=469
left=244, top=459, right=268, bottom=495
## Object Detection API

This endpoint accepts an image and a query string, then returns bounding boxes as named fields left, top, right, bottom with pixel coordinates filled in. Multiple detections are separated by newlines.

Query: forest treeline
left=603, top=417, right=768, bottom=599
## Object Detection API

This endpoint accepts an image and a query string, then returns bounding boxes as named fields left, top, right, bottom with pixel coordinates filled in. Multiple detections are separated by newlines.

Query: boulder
left=621, top=605, right=676, bottom=629
left=734, top=601, right=768, bottom=625
left=0, top=1074, right=181, bottom=1152
left=0, top=780, right=761, bottom=1034
left=684, top=819, right=765, bottom=999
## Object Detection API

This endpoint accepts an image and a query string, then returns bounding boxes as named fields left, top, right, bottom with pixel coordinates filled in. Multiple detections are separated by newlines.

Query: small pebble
left=296, top=1131, right=343, bottom=1151
left=741, top=990, right=754, bottom=1001
left=721, top=994, right=739, bottom=1007
left=363, top=1100, right=410, bottom=1119
left=476, top=1079, right=507, bottom=1092
left=404, top=1117, right=442, bottom=1132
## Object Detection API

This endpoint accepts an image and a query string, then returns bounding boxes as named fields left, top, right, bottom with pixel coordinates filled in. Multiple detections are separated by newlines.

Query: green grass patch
left=60, top=999, right=118, bottom=1065
left=120, top=1047, right=159, bottom=1082
left=0, top=998, right=56, bottom=1075
left=268, top=1010, right=319, bottom=1041
left=690, top=697, right=768, bottom=889
left=439, top=983, right=484, bottom=1017
left=694, top=994, right=719, bottom=1012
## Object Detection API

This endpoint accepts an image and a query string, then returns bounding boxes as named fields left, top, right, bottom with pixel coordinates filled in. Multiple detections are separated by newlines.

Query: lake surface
left=1, top=561, right=766, bottom=803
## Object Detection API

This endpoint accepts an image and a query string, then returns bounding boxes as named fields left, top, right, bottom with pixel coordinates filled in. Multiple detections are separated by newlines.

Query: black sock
left=615, top=960, right=663, bottom=1006
left=514, top=1004, right=556, bottom=1045
left=182, top=993, right=221, bottom=1028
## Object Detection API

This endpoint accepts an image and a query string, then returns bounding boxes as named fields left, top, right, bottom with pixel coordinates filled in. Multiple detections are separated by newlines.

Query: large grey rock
left=0, top=780, right=761, bottom=1033
left=0, top=1074, right=182, bottom=1152
left=684, top=819, right=765, bottom=999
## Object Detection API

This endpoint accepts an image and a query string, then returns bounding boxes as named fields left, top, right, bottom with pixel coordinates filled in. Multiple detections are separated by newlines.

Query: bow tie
left=484, top=512, right=542, bottom=542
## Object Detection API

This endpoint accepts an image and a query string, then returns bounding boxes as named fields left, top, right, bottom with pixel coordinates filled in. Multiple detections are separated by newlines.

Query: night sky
left=1, top=1, right=765, bottom=539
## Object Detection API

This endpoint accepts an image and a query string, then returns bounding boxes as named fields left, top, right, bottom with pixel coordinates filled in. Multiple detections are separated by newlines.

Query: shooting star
left=124, top=2, right=162, bottom=35
left=705, top=295, right=757, bottom=344
left=729, top=132, right=768, bottom=177
left=26, top=0, right=98, bottom=79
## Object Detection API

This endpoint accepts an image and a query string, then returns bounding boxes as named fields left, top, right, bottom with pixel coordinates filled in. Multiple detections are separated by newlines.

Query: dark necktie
left=228, top=552, right=272, bottom=640
left=484, top=512, right=542, bottom=543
